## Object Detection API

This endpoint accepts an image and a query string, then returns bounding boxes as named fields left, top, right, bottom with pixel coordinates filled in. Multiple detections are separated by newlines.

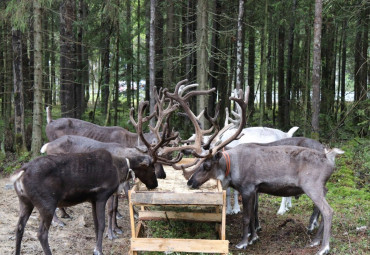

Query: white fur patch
left=40, top=143, right=49, bottom=153
left=10, top=171, right=24, bottom=183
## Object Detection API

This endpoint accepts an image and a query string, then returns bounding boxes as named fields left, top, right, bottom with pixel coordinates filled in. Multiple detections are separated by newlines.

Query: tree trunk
left=113, top=2, right=120, bottom=126
left=12, top=27, right=27, bottom=153
left=149, top=0, right=156, bottom=126
left=284, top=0, right=297, bottom=129
left=126, top=0, right=133, bottom=108
left=43, top=11, right=51, bottom=109
left=101, top=25, right=111, bottom=115
left=60, top=0, right=76, bottom=118
left=196, top=0, right=208, bottom=128
left=340, top=20, right=347, bottom=115
left=311, top=0, right=323, bottom=139
left=136, top=0, right=141, bottom=112
left=164, top=0, right=174, bottom=87
left=31, top=0, right=43, bottom=157
left=320, top=17, right=335, bottom=117
left=303, top=22, right=311, bottom=136
left=155, top=1, right=163, bottom=89
left=266, top=10, right=273, bottom=110
left=259, top=0, right=268, bottom=125
left=247, top=11, right=256, bottom=119
left=235, top=0, right=245, bottom=91
left=277, top=23, right=285, bottom=129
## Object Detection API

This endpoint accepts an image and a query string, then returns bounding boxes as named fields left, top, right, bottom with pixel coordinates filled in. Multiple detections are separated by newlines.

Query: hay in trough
left=136, top=158, right=218, bottom=193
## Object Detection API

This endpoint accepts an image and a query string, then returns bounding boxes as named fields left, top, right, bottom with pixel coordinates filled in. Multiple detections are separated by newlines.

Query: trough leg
left=15, top=198, right=34, bottom=255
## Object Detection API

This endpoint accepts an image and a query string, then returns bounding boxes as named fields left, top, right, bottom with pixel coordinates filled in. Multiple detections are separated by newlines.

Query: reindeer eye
left=203, top=161, right=212, bottom=171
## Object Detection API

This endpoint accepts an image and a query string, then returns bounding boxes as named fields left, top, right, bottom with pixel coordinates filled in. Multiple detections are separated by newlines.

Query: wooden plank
left=131, top=191, right=224, bottom=205
left=128, top=191, right=136, bottom=239
left=131, top=238, right=229, bottom=253
left=138, top=210, right=222, bottom=222
left=221, top=190, right=226, bottom=240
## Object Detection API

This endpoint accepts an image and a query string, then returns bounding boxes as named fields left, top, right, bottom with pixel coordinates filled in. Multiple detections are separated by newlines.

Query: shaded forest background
left=0, top=0, right=368, bottom=158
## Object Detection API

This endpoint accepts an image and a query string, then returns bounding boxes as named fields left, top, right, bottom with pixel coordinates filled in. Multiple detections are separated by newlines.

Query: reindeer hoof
left=248, top=235, right=259, bottom=245
left=52, top=219, right=65, bottom=227
left=114, top=228, right=123, bottom=235
left=309, top=240, right=321, bottom=247
left=316, top=245, right=330, bottom=255
left=277, top=209, right=288, bottom=215
left=235, top=241, right=248, bottom=249
left=226, top=209, right=233, bottom=215
left=232, top=208, right=241, bottom=214
left=93, top=248, right=104, bottom=255
left=116, top=211, right=123, bottom=219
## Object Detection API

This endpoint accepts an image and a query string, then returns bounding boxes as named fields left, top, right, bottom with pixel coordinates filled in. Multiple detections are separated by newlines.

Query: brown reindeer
left=11, top=149, right=158, bottom=255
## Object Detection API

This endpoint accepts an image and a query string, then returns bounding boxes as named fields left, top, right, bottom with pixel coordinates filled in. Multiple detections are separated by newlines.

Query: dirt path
left=0, top=177, right=131, bottom=255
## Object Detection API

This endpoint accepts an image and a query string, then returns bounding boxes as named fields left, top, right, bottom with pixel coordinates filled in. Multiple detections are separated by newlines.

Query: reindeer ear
left=139, top=157, right=151, bottom=167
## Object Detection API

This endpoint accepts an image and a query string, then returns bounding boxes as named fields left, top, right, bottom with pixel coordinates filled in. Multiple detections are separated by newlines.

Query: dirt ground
left=0, top=175, right=361, bottom=255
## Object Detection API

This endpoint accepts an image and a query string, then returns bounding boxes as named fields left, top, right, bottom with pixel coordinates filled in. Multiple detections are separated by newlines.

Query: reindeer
left=11, top=149, right=158, bottom=255
left=40, top=135, right=161, bottom=238
left=187, top=143, right=343, bottom=255
left=45, top=106, right=167, bottom=179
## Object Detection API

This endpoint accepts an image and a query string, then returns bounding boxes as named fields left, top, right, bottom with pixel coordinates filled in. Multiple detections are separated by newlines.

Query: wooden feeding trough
left=128, top=158, right=228, bottom=254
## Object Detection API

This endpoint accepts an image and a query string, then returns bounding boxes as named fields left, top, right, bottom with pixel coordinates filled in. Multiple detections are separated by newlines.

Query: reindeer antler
left=178, top=87, right=250, bottom=178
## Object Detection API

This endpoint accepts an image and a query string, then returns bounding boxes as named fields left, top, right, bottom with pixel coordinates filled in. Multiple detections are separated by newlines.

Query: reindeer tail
left=40, top=143, right=49, bottom=153
left=10, top=169, right=25, bottom=183
left=287, top=126, right=299, bottom=137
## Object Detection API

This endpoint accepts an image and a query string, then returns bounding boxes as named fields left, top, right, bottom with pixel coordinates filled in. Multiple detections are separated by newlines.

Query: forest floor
left=0, top=175, right=368, bottom=255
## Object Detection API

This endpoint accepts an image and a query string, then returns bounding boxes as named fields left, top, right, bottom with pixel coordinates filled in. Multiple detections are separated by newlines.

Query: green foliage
left=0, top=151, right=30, bottom=175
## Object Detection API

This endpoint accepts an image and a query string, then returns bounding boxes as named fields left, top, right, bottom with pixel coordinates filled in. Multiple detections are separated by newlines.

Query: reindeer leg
left=286, top=196, right=292, bottom=209
left=277, top=197, right=289, bottom=215
left=106, top=196, right=117, bottom=240
left=37, top=206, right=55, bottom=255
left=308, top=187, right=327, bottom=233
left=307, top=206, right=321, bottom=233
left=15, top=198, right=34, bottom=255
left=304, top=187, right=333, bottom=255
left=254, top=193, right=261, bottom=232
left=236, top=188, right=255, bottom=249
left=52, top=211, right=65, bottom=227
left=93, top=200, right=107, bottom=255
left=248, top=192, right=259, bottom=245
left=232, top=189, right=241, bottom=214
left=112, top=194, right=123, bottom=235
left=59, top=207, right=71, bottom=218
left=226, top=187, right=233, bottom=215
